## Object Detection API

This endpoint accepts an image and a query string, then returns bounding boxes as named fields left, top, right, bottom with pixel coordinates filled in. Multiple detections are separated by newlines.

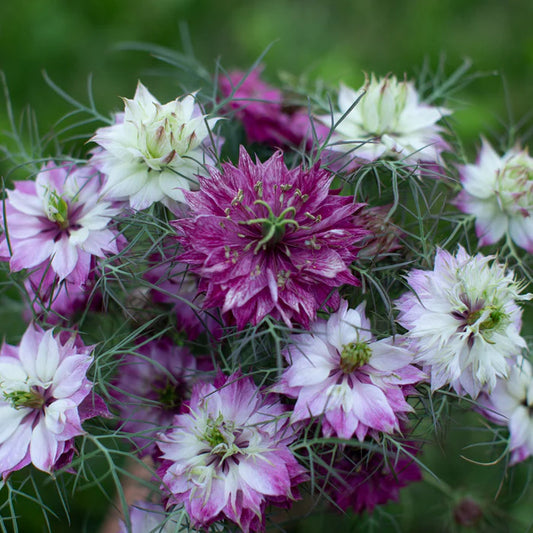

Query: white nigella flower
left=396, top=246, right=531, bottom=398
left=91, top=82, right=220, bottom=211
left=321, top=74, right=450, bottom=165
left=478, top=357, right=533, bottom=465
left=455, top=139, right=533, bottom=252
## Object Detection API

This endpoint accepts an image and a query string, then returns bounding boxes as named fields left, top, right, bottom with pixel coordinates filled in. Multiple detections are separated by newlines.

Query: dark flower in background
left=325, top=446, right=422, bottom=514
left=111, top=337, right=212, bottom=456
left=219, top=68, right=328, bottom=149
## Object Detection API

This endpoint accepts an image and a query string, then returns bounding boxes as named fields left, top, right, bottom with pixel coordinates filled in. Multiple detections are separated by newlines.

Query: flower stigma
left=340, top=341, right=373, bottom=373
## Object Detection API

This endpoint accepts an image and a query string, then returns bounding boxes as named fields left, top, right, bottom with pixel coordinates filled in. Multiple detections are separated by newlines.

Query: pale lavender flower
left=320, top=75, right=450, bottom=165
left=91, top=82, right=220, bottom=211
left=396, top=246, right=531, bottom=398
left=0, top=162, right=121, bottom=288
left=0, top=323, right=95, bottom=478
left=274, top=300, right=424, bottom=440
left=478, top=357, right=533, bottom=465
left=157, top=372, right=307, bottom=533
left=455, top=139, right=533, bottom=252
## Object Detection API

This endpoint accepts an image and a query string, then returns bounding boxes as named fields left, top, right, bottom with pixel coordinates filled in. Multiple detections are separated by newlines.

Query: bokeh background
left=1, top=0, right=532, bottom=147
left=1, top=1, right=532, bottom=531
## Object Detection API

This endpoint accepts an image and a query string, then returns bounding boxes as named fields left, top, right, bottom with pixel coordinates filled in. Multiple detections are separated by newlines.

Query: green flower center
left=156, top=382, right=183, bottom=412
left=340, top=341, right=372, bottom=373
left=203, top=414, right=231, bottom=448
left=241, top=200, right=300, bottom=254
left=4, top=387, right=45, bottom=410
left=45, top=190, right=70, bottom=229
left=466, top=305, right=507, bottom=332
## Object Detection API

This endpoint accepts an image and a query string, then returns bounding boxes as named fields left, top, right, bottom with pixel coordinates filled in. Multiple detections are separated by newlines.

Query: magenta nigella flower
left=157, top=372, right=307, bottom=533
left=111, top=338, right=211, bottom=456
left=325, top=446, right=422, bottom=514
left=273, top=300, right=424, bottom=440
left=0, top=323, right=97, bottom=478
left=0, top=162, right=121, bottom=288
left=174, top=147, right=368, bottom=329
left=219, top=68, right=328, bottom=149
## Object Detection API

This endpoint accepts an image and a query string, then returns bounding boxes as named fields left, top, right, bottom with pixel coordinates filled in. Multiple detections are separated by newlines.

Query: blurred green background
left=1, top=1, right=533, bottom=531
left=0, top=0, right=532, bottom=151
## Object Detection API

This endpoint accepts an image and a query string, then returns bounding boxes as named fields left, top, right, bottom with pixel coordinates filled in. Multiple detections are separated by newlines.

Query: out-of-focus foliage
left=1, top=0, right=532, bottom=149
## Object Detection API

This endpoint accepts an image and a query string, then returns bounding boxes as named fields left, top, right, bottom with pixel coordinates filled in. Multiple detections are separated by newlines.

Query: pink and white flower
left=454, top=139, right=533, bottom=252
left=396, top=246, right=530, bottom=398
left=157, top=372, right=307, bottom=533
left=274, top=300, right=424, bottom=440
left=91, top=82, right=220, bottom=211
left=321, top=75, right=450, bottom=165
left=478, top=357, right=533, bottom=465
left=174, top=147, right=368, bottom=329
left=0, top=162, right=121, bottom=288
left=0, top=323, right=95, bottom=478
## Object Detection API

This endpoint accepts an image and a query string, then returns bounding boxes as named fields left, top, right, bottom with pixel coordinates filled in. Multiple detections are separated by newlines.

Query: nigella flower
left=219, top=68, right=327, bottom=149
left=320, top=74, right=450, bottom=165
left=0, top=323, right=97, bottom=478
left=396, top=246, right=531, bottom=398
left=91, top=82, right=220, bottom=211
left=0, top=162, right=121, bottom=288
left=273, top=300, right=424, bottom=440
left=478, top=357, right=533, bottom=465
left=157, top=372, right=307, bottom=533
left=324, top=446, right=422, bottom=514
left=111, top=337, right=211, bottom=457
left=174, top=147, right=368, bottom=329
left=454, top=139, right=533, bottom=252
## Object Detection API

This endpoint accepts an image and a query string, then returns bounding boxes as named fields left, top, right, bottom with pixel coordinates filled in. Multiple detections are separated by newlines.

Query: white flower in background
left=322, top=74, right=450, bottom=165
left=479, top=357, right=533, bottom=465
left=91, top=82, right=220, bottom=211
left=396, top=246, right=531, bottom=398
left=455, top=139, right=533, bottom=252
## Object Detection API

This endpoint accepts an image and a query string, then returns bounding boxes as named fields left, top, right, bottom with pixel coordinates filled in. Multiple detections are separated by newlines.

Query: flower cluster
left=3, top=57, right=533, bottom=533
